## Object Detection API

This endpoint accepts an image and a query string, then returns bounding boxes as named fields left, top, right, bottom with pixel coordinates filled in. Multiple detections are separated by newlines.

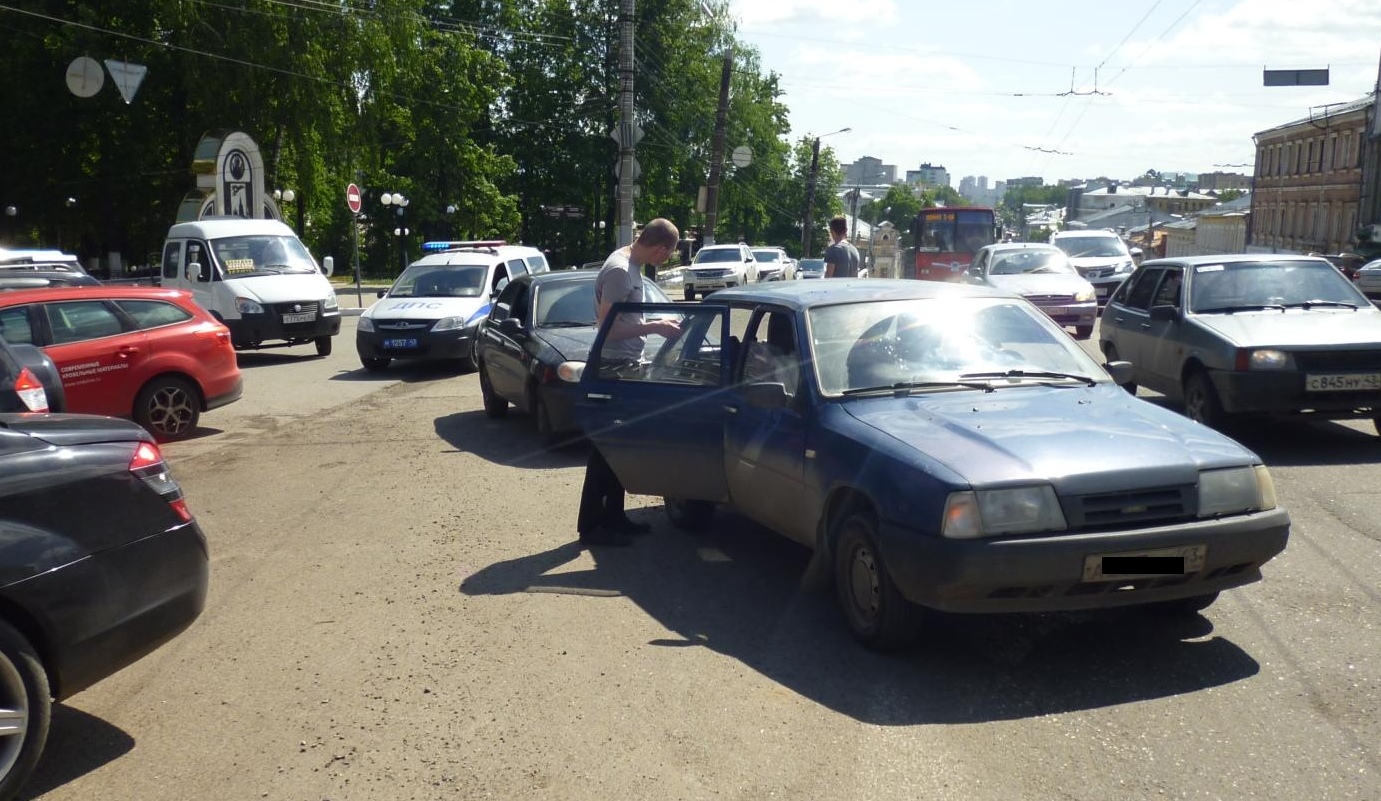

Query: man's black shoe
left=609, top=517, right=652, bottom=535
left=578, top=527, right=633, bottom=547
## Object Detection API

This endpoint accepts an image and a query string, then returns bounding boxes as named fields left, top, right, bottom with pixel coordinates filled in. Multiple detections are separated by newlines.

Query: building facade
left=905, top=163, right=950, bottom=188
left=844, top=156, right=896, bottom=187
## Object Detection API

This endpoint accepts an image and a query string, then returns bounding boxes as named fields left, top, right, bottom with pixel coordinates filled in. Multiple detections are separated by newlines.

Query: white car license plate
left=1306, top=372, right=1381, bottom=392
left=1083, top=544, right=1206, bottom=581
left=1096, top=287, right=1109, bottom=297
left=282, top=311, right=315, bottom=324
left=1042, top=306, right=1069, bottom=315
left=383, top=338, right=418, bottom=349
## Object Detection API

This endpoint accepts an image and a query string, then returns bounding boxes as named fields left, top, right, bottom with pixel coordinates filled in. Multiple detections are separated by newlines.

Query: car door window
left=593, top=305, right=725, bottom=386
left=1150, top=269, right=1183, bottom=308
left=1120, top=268, right=1164, bottom=312
left=45, top=301, right=125, bottom=345
left=741, top=310, right=801, bottom=396
left=490, top=279, right=523, bottom=322
left=0, top=306, right=35, bottom=344
left=162, top=241, right=182, bottom=281
left=114, top=299, right=194, bottom=330
left=506, top=258, right=528, bottom=277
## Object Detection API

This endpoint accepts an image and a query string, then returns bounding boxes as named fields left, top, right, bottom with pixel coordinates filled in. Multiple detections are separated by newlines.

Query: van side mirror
left=322, top=256, right=334, bottom=277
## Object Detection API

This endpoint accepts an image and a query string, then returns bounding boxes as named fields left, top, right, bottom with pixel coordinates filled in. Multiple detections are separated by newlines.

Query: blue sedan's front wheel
left=834, top=512, right=923, bottom=650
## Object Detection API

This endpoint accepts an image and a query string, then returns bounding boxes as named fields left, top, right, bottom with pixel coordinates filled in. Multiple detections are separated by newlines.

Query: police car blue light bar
left=421, top=240, right=508, bottom=252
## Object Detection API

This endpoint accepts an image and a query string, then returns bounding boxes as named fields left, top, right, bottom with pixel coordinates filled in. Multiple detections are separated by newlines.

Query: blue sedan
left=574, top=280, right=1290, bottom=650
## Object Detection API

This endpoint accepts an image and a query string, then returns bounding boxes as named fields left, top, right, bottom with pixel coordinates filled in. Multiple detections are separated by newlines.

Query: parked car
left=681, top=243, right=758, bottom=300
left=356, top=241, right=548, bottom=372
left=0, top=413, right=209, bottom=799
left=575, top=280, right=1290, bottom=650
left=1100, top=254, right=1381, bottom=432
left=1049, top=229, right=1136, bottom=306
left=0, top=248, right=87, bottom=274
left=1350, top=257, right=1381, bottom=304
left=751, top=247, right=797, bottom=281
left=964, top=243, right=1098, bottom=338
left=477, top=269, right=671, bottom=439
left=0, top=270, right=100, bottom=291
left=0, top=286, right=242, bottom=441
left=0, top=333, right=64, bottom=413
left=798, top=258, right=826, bottom=280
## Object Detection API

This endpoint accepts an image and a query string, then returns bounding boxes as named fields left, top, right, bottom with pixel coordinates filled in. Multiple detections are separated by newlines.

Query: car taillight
left=130, top=441, right=193, bottom=522
left=14, top=368, right=49, bottom=413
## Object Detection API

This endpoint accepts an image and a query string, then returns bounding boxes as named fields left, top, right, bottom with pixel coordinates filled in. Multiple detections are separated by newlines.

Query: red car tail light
left=129, top=441, right=193, bottom=522
left=14, top=367, right=49, bottom=413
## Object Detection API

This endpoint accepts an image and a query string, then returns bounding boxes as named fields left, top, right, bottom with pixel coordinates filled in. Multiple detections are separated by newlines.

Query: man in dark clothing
left=824, top=215, right=861, bottom=278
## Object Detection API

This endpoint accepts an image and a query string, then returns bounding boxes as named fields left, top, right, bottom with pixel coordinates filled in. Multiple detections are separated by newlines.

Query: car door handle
left=723, top=404, right=739, bottom=414
left=117, top=346, right=141, bottom=358
left=586, top=392, right=612, bottom=400
left=1139, top=323, right=1151, bottom=330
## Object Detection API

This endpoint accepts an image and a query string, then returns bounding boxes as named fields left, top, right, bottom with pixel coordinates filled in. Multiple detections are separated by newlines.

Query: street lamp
left=381, top=192, right=409, bottom=270
left=802, top=127, right=851, bottom=259
left=273, top=188, right=296, bottom=230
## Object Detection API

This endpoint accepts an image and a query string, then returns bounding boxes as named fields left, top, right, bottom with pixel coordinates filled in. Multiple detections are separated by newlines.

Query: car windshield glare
left=390, top=265, right=487, bottom=297
left=1054, top=237, right=1127, bottom=258
left=809, top=297, right=1105, bottom=396
left=694, top=249, right=741, bottom=264
left=1188, top=261, right=1366, bottom=313
left=991, top=251, right=1074, bottom=275
left=212, top=235, right=319, bottom=275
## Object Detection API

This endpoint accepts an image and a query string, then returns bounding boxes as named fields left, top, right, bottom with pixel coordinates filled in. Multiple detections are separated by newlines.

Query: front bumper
left=685, top=274, right=745, bottom=292
left=876, top=507, right=1290, bottom=613
left=357, top=321, right=477, bottom=362
left=1212, top=369, right=1381, bottom=417
left=1037, top=301, right=1098, bottom=329
left=227, top=304, right=341, bottom=348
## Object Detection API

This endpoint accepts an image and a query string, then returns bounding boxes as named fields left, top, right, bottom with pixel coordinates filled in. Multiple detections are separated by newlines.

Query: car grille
left=1026, top=293, right=1077, bottom=305
left=692, top=268, right=732, bottom=278
left=272, top=301, right=320, bottom=316
left=1291, top=350, right=1381, bottom=371
left=376, top=319, right=434, bottom=332
left=1079, top=267, right=1114, bottom=279
left=1062, top=485, right=1194, bottom=530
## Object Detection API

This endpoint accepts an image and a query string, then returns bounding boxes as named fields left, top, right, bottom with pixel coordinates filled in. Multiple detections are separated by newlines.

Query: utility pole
left=702, top=46, right=733, bottom=247
left=614, top=0, right=638, bottom=247
left=801, top=137, right=822, bottom=259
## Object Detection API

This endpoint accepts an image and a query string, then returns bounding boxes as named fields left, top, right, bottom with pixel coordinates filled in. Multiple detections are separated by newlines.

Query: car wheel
left=479, top=365, right=508, bottom=418
left=663, top=497, right=714, bottom=531
left=459, top=339, right=480, bottom=374
left=1075, top=325, right=1093, bottom=340
left=134, top=376, right=200, bottom=442
left=1147, top=592, right=1220, bottom=616
left=532, top=389, right=554, bottom=440
left=1373, top=416, right=1381, bottom=437
left=1183, top=371, right=1227, bottom=429
left=834, top=511, right=923, bottom=650
left=0, top=620, right=51, bottom=801
left=684, top=287, right=696, bottom=302
left=361, top=356, right=390, bottom=372
left=1102, top=343, right=1136, bottom=395
left=314, top=336, right=333, bottom=357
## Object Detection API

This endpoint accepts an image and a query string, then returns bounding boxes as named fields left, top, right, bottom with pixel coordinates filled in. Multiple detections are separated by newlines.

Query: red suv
left=0, top=286, right=242, bottom=440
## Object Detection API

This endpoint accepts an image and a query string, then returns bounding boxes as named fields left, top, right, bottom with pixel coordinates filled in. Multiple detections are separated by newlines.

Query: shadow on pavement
left=434, top=409, right=587, bottom=470
left=460, top=509, right=1260, bottom=724
left=20, top=706, right=134, bottom=799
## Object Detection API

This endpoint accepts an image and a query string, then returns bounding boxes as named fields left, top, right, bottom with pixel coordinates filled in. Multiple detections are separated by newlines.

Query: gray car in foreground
left=1099, top=254, right=1381, bottom=432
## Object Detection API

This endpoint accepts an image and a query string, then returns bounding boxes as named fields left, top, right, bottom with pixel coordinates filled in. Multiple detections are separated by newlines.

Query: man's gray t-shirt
left=825, top=239, right=861, bottom=278
left=594, top=248, right=645, bottom=362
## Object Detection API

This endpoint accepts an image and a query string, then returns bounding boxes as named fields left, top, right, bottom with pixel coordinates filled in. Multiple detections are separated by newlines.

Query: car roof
left=698, top=243, right=744, bottom=251
left=1051, top=229, right=1120, bottom=238
left=0, top=285, right=198, bottom=305
left=981, top=243, right=1063, bottom=253
left=1140, top=254, right=1334, bottom=268
left=167, top=218, right=296, bottom=238
left=695, top=278, right=1010, bottom=311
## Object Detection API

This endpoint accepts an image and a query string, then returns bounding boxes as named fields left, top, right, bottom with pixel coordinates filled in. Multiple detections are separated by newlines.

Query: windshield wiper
left=1280, top=300, right=1359, bottom=310
left=959, top=369, right=1098, bottom=386
left=842, top=379, right=995, bottom=396
left=540, top=320, right=593, bottom=328
left=1193, top=304, right=1286, bottom=314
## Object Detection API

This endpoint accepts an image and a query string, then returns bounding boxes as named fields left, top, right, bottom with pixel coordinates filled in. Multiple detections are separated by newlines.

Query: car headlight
left=1242, top=348, right=1292, bottom=370
left=1198, top=465, right=1276, bottom=517
left=557, top=361, right=585, bottom=383
left=941, top=486, right=1067, bottom=539
left=1075, top=288, right=1096, bottom=303
left=235, top=297, right=265, bottom=315
left=1116, top=260, right=1134, bottom=273
left=323, top=293, right=338, bottom=311
left=432, top=315, right=468, bottom=332
left=358, top=316, right=375, bottom=333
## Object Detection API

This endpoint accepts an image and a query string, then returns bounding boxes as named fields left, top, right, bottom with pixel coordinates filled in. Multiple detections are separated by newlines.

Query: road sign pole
left=346, top=183, right=364, bottom=306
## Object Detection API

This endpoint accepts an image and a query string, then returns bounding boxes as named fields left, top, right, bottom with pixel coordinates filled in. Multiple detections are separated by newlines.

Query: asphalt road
left=24, top=314, right=1381, bottom=800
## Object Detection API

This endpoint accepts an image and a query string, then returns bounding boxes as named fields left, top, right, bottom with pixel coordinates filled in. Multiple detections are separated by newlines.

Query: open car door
left=575, top=302, right=730, bottom=503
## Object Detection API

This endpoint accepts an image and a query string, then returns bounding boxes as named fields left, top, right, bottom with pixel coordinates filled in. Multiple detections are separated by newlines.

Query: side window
left=593, top=306, right=724, bottom=387
left=1150, top=269, right=1183, bottom=308
left=45, top=301, right=125, bottom=345
left=114, top=299, right=194, bottom=329
left=491, top=263, right=510, bottom=295
left=508, top=283, right=532, bottom=325
left=506, top=258, right=529, bottom=277
left=1121, top=268, right=1164, bottom=312
left=741, top=309, right=801, bottom=397
left=187, top=241, right=211, bottom=282
left=490, top=279, right=523, bottom=321
left=0, top=306, right=35, bottom=345
left=162, top=241, right=182, bottom=280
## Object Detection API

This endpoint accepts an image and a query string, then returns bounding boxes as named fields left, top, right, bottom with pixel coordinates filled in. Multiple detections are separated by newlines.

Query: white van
left=160, top=218, right=341, bottom=356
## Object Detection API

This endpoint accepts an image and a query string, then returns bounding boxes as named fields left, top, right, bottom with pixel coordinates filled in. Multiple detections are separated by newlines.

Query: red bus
left=909, top=207, right=999, bottom=281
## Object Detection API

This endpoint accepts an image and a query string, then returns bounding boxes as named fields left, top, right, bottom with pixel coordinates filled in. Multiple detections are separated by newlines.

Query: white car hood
left=228, top=273, right=334, bottom=303
left=363, top=295, right=487, bottom=321
left=1197, top=308, right=1381, bottom=347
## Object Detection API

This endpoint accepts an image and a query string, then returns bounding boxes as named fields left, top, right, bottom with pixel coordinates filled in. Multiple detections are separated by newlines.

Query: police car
left=356, top=241, right=549, bottom=372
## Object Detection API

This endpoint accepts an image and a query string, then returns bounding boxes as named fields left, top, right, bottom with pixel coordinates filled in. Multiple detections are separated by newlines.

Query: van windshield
left=211, top=235, right=319, bottom=276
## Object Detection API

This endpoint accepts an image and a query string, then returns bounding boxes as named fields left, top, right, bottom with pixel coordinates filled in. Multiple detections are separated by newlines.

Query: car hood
left=225, top=273, right=335, bottom=303
left=1194, top=309, right=1381, bottom=346
left=534, top=326, right=598, bottom=362
left=1067, top=256, right=1126, bottom=269
left=364, top=296, right=488, bottom=321
left=988, top=274, right=1091, bottom=296
left=842, top=385, right=1252, bottom=492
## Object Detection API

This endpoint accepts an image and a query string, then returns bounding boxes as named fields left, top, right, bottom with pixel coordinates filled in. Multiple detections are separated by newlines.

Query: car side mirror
left=1149, top=304, right=1180, bottom=322
left=743, top=381, right=788, bottom=410
left=1104, top=360, right=1136, bottom=386
left=498, top=317, right=524, bottom=337
left=196, top=262, right=212, bottom=282
left=376, top=290, right=387, bottom=298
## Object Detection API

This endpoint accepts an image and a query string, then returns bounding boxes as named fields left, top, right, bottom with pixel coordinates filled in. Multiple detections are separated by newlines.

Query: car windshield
left=534, top=278, right=669, bottom=326
left=990, top=249, right=1075, bottom=275
left=808, top=297, right=1105, bottom=396
left=752, top=250, right=782, bottom=262
left=388, top=264, right=487, bottom=298
left=694, top=248, right=741, bottom=264
left=211, top=235, right=319, bottom=275
left=1053, top=236, right=1127, bottom=259
left=1188, top=260, right=1367, bottom=313
left=799, top=259, right=825, bottom=271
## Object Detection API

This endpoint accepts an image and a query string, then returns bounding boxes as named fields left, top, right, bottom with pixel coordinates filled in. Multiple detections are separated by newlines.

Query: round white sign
left=731, top=145, right=752, bottom=169
left=66, top=56, right=104, bottom=98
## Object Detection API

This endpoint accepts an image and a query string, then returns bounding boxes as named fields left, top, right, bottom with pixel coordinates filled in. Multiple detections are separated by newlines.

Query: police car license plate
left=1306, top=373, right=1381, bottom=392
left=282, top=312, right=315, bottom=323
left=383, top=338, right=418, bottom=349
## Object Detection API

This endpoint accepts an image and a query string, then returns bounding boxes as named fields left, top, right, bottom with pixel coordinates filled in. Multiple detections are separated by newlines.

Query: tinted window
left=506, top=258, right=529, bottom=277
left=115, top=299, right=195, bottom=329
left=1151, top=269, right=1183, bottom=308
left=45, top=301, right=124, bottom=344
left=1120, top=268, right=1164, bottom=311
left=162, top=242, right=182, bottom=280
left=0, top=306, right=35, bottom=345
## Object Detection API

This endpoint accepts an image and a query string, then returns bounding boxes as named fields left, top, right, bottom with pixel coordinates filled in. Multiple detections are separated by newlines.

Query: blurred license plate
left=1096, top=287, right=1109, bottom=296
left=1043, top=306, right=1069, bottom=315
left=1082, top=545, right=1205, bottom=581
left=282, top=312, right=315, bottom=323
left=1306, top=373, right=1381, bottom=392
left=383, top=338, right=418, bottom=349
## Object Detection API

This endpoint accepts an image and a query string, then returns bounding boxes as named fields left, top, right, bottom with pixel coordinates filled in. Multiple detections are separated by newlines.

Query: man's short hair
left=636, top=218, right=680, bottom=250
left=829, top=215, right=848, bottom=237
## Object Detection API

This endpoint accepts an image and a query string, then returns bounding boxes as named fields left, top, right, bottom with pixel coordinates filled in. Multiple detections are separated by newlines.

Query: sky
left=725, top=0, right=1381, bottom=186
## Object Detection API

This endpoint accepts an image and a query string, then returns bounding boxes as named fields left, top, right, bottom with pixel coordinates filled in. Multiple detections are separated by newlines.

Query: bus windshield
left=910, top=208, right=996, bottom=282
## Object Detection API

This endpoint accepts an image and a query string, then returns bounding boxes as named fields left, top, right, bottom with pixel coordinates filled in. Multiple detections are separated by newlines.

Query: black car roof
left=693, top=278, right=1011, bottom=311
left=1140, top=254, right=1332, bottom=268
